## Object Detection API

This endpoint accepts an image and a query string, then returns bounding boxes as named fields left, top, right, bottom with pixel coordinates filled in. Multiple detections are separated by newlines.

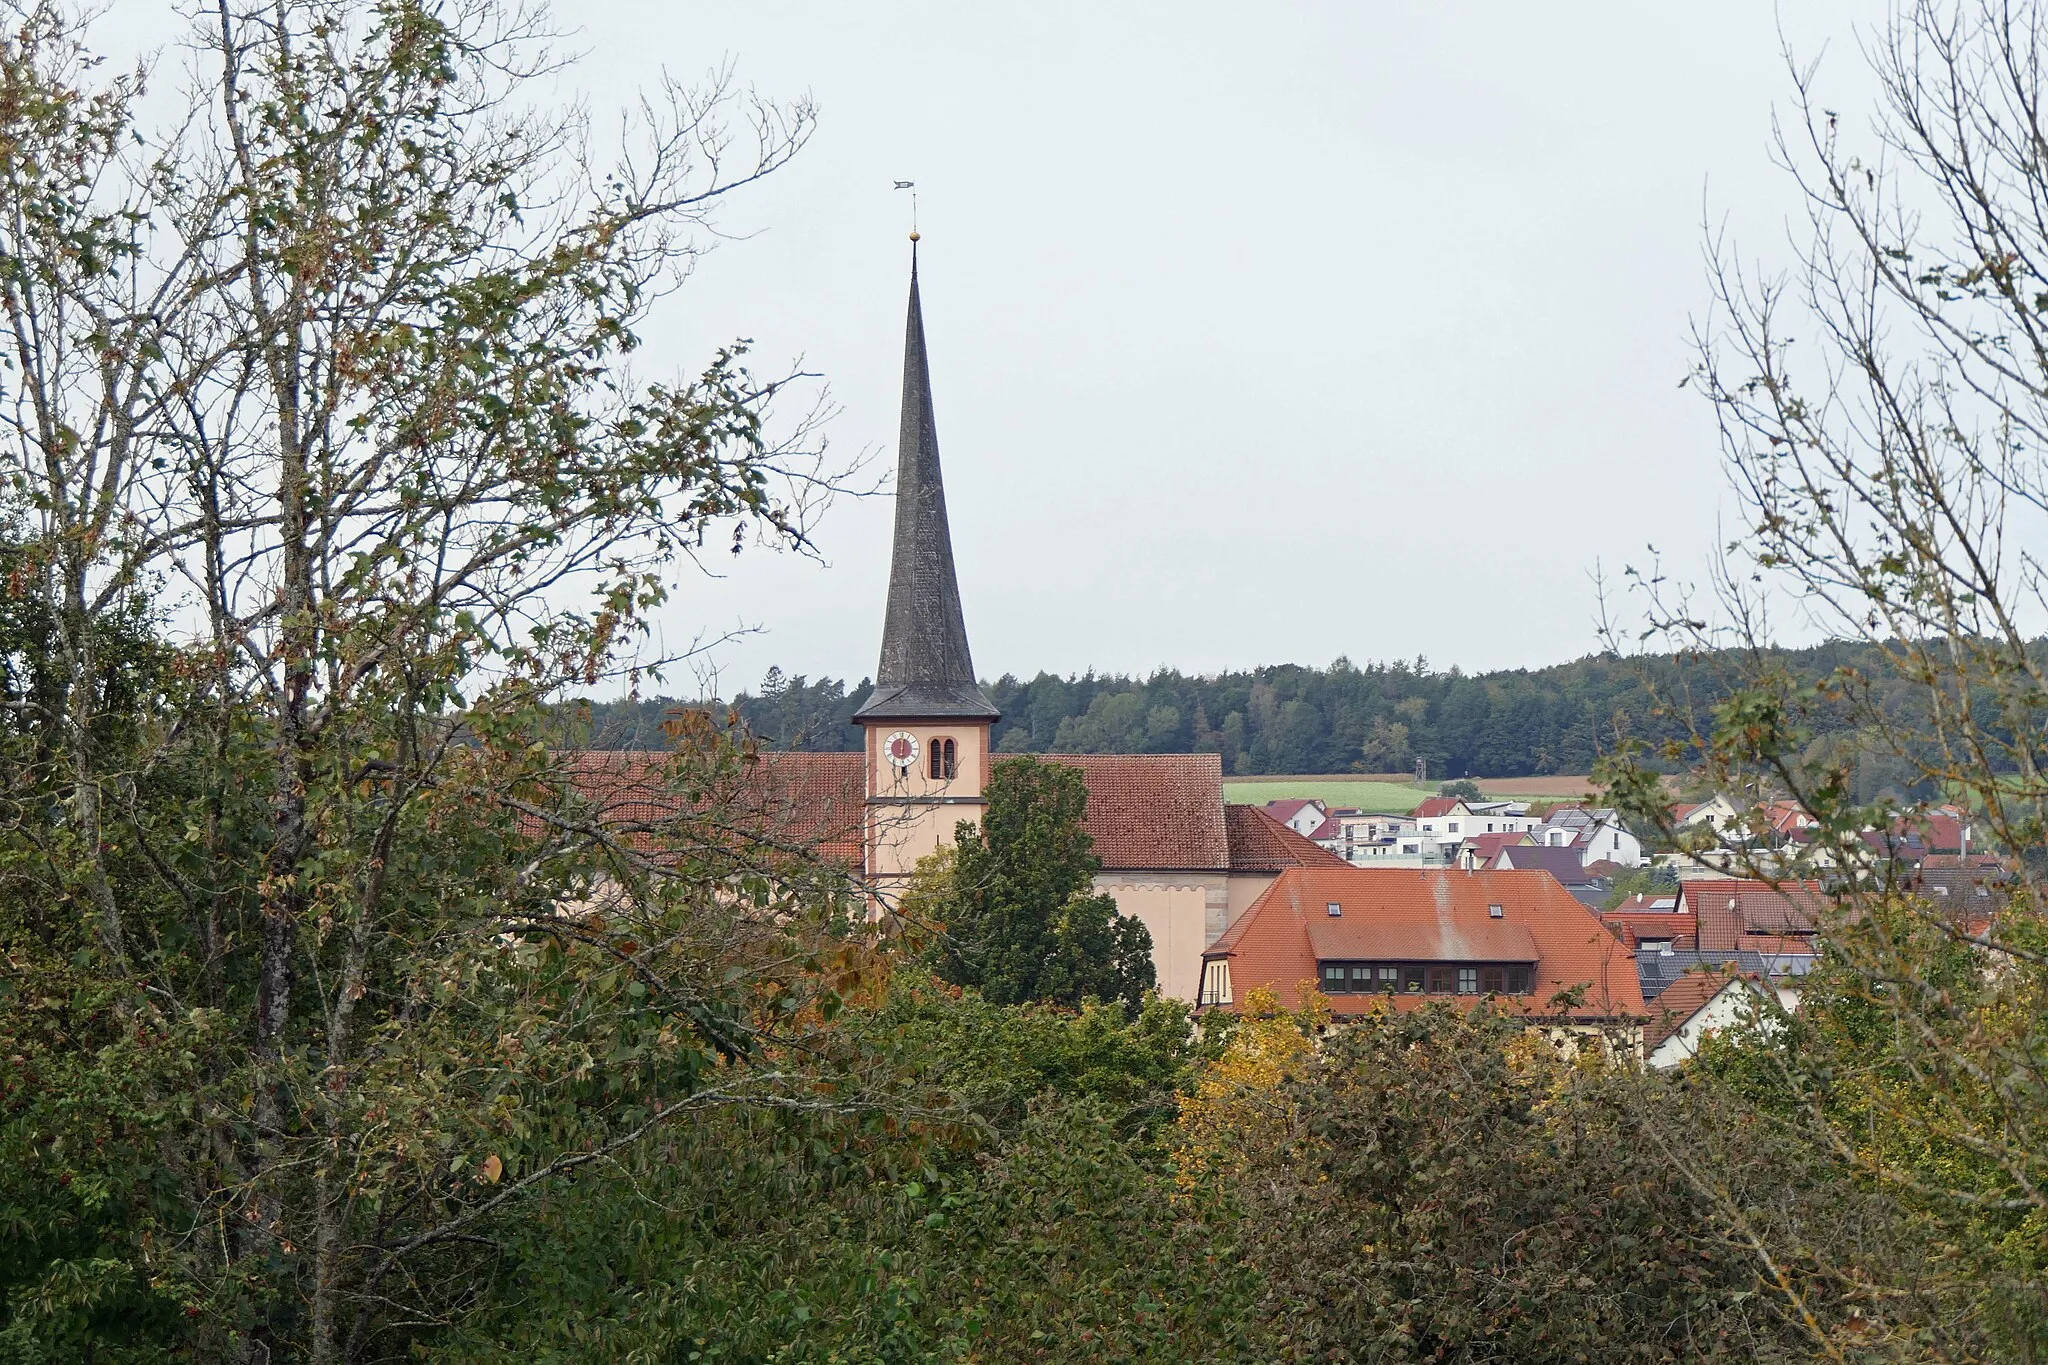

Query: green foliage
left=1437, top=777, right=1483, bottom=800
left=1236, top=1006, right=1977, bottom=1363
left=576, top=640, right=1967, bottom=782
left=859, top=978, right=1208, bottom=1136
left=1691, top=904, right=2048, bottom=1352
left=930, top=757, right=1157, bottom=1015
left=418, top=979, right=1268, bottom=1364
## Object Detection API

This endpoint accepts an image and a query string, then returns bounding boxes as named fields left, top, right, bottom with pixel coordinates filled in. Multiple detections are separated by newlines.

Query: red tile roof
left=561, top=750, right=1234, bottom=874
left=1679, top=879, right=1829, bottom=951
left=1262, top=798, right=1321, bottom=824
left=1050, top=754, right=1230, bottom=870
left=1906, top=808, right=1968, bottom=854
left=1598, top=909, right=1699, bottom=950
left=1205, top=867, right=1646, bottom=1021
left=1763, top=800, right=1819, bottom=834
left=1224, top=806, right=1352, bottom=873
left=1413, top=797, right=1462, bottom=819
left=1460, top=831, right=1533, bottom=860
left=1645, top=969, right=1760, bottom=1050
left=559, top=749, right=868, bottom=865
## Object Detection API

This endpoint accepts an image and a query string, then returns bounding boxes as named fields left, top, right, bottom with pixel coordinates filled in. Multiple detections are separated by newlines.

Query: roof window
left=1326, top=902, right=1342, bottom=917
left=1488, top=903, right=1504, bottom=919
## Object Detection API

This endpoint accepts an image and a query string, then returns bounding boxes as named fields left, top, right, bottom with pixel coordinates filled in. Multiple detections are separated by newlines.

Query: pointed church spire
left=854, top=243, right=1000, bottom=722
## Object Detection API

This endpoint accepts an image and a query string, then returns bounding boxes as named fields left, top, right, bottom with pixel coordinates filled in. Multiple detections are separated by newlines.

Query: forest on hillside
left=565, top=642, right=1934, bottom=790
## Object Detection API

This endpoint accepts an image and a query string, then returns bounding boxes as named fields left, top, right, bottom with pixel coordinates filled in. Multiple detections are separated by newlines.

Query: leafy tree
left=929, top=757, right=1156, bottom=1014
left=418, top=978, right=1269, bottom=1364
left=1437, top=778, right=1483, bottom=800
left=1595, top=1, right=2048, bottom=1353
left=1358, top=714, right=1412, bottom=772
left=0, top=4, right=853, bottom=1360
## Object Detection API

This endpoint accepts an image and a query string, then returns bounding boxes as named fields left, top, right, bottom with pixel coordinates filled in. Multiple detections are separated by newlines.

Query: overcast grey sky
left=128, top=2, right=1892, bottom=691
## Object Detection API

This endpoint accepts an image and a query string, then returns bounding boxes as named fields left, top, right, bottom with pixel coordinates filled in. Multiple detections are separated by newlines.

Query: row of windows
left=1318, top=961, right=1535, bottom=996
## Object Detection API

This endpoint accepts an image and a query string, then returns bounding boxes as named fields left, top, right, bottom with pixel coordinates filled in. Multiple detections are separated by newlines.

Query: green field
left=1220, top=778, right=1591, bottom=813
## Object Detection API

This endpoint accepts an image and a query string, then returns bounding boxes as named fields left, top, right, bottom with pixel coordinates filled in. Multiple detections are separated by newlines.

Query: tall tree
left=931, top=756, right=1156, bottom=1014
left=1601, top=0, right=2048, bottom=1350
left=0, top=3, right=865, bottom=1360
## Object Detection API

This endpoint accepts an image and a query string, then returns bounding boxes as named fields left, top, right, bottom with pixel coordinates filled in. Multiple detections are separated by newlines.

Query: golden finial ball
left=909, top=229, right=921, bottom=242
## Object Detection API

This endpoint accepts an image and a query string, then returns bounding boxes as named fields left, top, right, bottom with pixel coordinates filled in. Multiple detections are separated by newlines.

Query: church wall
left=1092, top=871, right=1231, bottom=1003
left=1225, top=872, right=1279, bottom=930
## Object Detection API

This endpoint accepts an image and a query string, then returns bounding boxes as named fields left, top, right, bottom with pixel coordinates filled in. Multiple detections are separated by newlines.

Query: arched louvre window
left=930, top=737, right=958, bottom=780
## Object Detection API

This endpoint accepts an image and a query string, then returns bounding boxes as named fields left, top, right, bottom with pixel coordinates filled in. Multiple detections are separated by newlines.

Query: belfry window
left=929, top=737, right=957, bottom=780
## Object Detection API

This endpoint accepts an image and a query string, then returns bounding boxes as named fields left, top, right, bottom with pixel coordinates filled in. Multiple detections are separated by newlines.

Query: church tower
left=854, top=243, right=1000, bottom=885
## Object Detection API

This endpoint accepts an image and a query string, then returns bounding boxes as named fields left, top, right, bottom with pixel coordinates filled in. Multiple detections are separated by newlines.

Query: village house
left=1644, top=969, right=1777, bottom=1068
left=1676, top=878, right=1828, bottom=953
left=1489, top=843, right=1606, bottom=905
left=1337, top=810, right=1417, bottom=847
left=1669, top=795, right=1742, bottom=835
left=1195, top=866, right=1647, bottom=1053
left=1535, top=805, right=1644, bottom=868
left=1454, top=829, right=1535, bottom=870
left=1262, top=798, right=1329, bottom=839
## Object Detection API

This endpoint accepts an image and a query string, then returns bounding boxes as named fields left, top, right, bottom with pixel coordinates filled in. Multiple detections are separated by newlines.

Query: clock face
left=884, top=731, right=919, bottom=770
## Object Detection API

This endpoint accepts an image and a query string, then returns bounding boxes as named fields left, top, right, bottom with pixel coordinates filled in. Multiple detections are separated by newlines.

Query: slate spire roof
left=854, top=246, right=1000, bottom=723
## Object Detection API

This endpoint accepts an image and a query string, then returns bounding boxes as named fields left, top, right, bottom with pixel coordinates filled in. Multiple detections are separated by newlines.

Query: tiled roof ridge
left=1224, top=805, right=1351, bottom=873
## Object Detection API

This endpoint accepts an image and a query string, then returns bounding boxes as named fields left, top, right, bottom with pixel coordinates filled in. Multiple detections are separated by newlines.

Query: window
left=1488, top=903, right=1504, bottom=919
left=929, top=737, right=958, bottom=780
left=1428, top=967, right=1457, bottom=994
left=1506, top=966, right=1531, bottom=994
left=1481, top=966, right=1505, bottom=994
left=1447, top=821, right=1460, bottom=834
left=1350, top=964, right=1378, bottom=992
left=1376, top=965, right=1399, bottom=991
left=1321, top=963, right=1350, bottom=993
left=1457, top=967, right=1479, bottom=994
left=1403, top=965, right=1426, bottom=993
left=1327, top=901, right=1343, bottom=917
left=1200, top=959, right=1232, bottom=1006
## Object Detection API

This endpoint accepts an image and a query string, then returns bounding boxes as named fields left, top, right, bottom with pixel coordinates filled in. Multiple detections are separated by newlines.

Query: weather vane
left=894, top=180, right=919, bottom=241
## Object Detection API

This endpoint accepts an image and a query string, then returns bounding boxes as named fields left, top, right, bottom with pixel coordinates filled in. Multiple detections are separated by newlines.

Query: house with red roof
left=1262, top=798, right=1329, bottom=839
left=1599, top=908, right=1699, bottom=952
left=1675, top=878, right=1829, bottom=953
left=1644, top=970, right=1775, bottom=1068
left=1454, top=830, right=1535, bottom=870
left=1669, top=795, right=1741, bottom=835
left=1197, top=867, right=1647, bottom=1050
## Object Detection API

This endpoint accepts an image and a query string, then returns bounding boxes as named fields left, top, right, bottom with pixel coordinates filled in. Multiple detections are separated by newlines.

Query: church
left=567, top=247, right=1645, bottom=1030
left=712, top=246, right=1344, bottom=1002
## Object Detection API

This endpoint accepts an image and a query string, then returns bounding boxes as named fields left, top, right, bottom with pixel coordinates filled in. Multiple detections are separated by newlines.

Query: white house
left=1538, top=805, right=1643, bottom=868
left=1646, top=972, right=1777, bottom=1068
left=1262, top=798, right=1328, bottom=839
left=1466, top=800, right=1542, bottom=834
left=1670, top=795, right=1741, bottom=835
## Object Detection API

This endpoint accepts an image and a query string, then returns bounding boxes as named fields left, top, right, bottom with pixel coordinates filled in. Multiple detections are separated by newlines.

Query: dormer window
left=928, top=736, right=958, bottom=780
